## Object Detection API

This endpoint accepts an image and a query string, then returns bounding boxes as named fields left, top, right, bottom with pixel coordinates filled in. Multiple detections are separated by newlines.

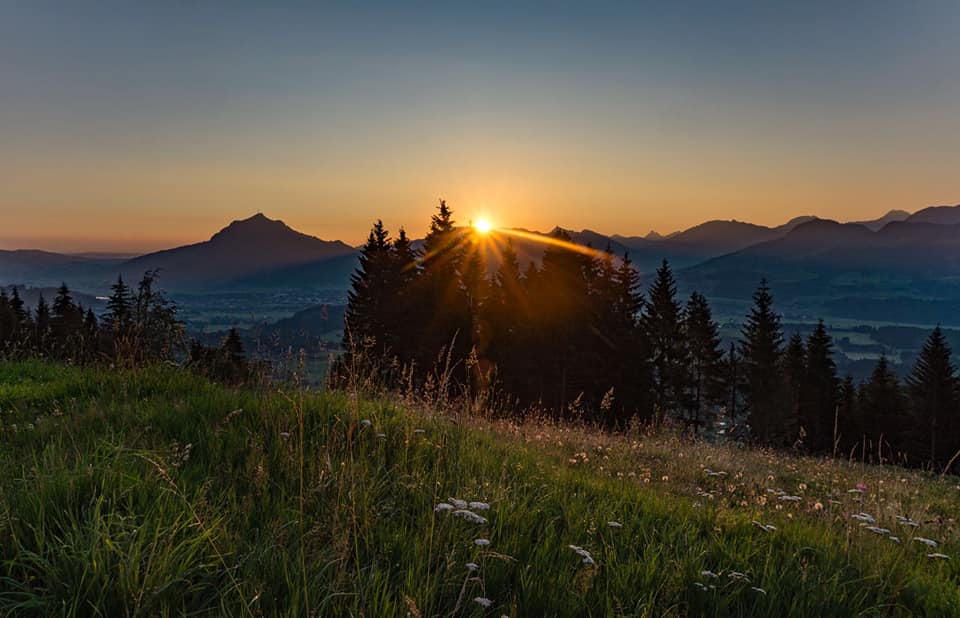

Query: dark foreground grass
left=0, top=360, right=958, bottom=616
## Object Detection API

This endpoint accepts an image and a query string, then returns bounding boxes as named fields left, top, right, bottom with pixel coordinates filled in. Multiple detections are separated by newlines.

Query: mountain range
left=3, top=205, right=960, bottom=325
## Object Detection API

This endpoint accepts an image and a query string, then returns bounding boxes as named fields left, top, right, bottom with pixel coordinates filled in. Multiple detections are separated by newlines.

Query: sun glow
left=473, top=218, right=494, bottom=234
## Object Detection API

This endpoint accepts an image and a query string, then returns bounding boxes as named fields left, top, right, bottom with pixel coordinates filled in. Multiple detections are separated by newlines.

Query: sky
left=1, top=1, right=959, bottom=253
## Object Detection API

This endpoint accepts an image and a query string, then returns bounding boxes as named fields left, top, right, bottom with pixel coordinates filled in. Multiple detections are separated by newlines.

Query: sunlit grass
left=0, top=360, right=958, bottom=615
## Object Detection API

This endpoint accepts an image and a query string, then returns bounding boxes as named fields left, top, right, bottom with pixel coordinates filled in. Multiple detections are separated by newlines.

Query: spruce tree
left=740, top=280, right=784, bottom=445
left=906, top=327, right=958, bottom=467
left=859, top=355, right=906, bottom=461
left=416, top=200, right=471, bottom=377
left=344, top=220, right=395, bottom=357
left=799, top=320, right=839, bottom=453
left=683, top=292, right=725, bottom=433
left=641, top=260, right=687, bottom=423
left=104, top=275, right=133, bottom=337
left=34, top=295, right=51, bottom=353
left=780, top=332, right=806, bottom=447
left=0, top=289, right=12, bottom=350
left=51, top=283, right=82, bottom=359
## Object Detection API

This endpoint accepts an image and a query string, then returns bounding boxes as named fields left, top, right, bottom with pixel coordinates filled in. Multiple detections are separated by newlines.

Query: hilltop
left=1, top=361, right=958, bottom=615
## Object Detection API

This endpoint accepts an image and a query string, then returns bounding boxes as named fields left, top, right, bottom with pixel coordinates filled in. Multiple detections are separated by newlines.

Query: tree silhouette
left=906, top=326, right=957, bottom=467
left=740, top=280, right=784, bottom=444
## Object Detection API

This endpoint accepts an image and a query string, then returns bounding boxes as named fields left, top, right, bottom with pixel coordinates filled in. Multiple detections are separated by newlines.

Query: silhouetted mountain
left=682, top=218, right=960, bottom=325
left=905, top=204, right=960, bottom=225
left=852, top=209, right=910, bottom=231
left=120, top=214, right=356, bottom=290
left=0, top=250, right=122, bottom=287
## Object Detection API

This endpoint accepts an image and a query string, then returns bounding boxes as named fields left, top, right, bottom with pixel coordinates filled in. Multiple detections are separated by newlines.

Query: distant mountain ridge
left=3, top=205, right=960, bottom=303
left=118, top=214, right=357, bottom=290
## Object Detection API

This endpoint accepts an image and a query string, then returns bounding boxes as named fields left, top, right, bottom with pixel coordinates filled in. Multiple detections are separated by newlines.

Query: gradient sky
left=2, top=1, right=959, bottom=252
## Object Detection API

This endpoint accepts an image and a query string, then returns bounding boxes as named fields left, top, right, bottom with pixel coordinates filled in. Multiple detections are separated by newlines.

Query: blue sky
left=1, top=1, right=958, bottom=251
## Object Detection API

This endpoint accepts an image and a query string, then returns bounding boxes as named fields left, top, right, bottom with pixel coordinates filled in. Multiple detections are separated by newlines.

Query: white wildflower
left=607, top=521, right=623, bottom=528
left=454, top=510, right=488, bottom=524
left=851, top=513, right=876, bottom=524
left=896, top=515, right=920, bottom=527
left=473, top=597, right=493, bottom=607
left=928, top=553, right=950, bottom=560
left=751, top=520, right=776, bottom=532
left=375, top=433, right=386, bottom=439
left=468, top=501, right=491, bottom=511
left=889, top=536, right=901, bottom=544
left=414, top=428, right=426, bottom=434
left=728, top=571, right=750, bottom=583
left=865, top=526, right=891, bottom=535
left=465, top=562, right=480, bottom=572
left=750, top=587, right=767, bottom=595
left=914, top=537, right=938, bottom=548
left=778, top=495, right=802, bottom=502
left=474, top=538, right=491, bottom=547
left=449, top=497, right=469, bottom=509
left=700, top=570, right=718, bottom=579
left=360, top=419, right=372, bottom=427
left=434, top=503, right=454, bottom=512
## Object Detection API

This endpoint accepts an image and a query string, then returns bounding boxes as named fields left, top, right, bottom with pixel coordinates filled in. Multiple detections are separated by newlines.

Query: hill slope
left=1, top=361, right=959, bottom=615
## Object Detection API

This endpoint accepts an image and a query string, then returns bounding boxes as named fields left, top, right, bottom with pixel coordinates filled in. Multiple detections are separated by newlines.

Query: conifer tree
left=51, top=283, right=82, bottom=359
left=10, top=287, right=27, bottom=327
left=906, top=327, right=958, bottom=467
left=780, top=332, right=806, bottom=447
left=0, top=289, right=12, bottom=350
left=799, top=320, right=839, bottom=453
left=104, top=275, right=133, bottom=336
left=344, top=220, right=395, bottom=356
left=683, top=291, right=725, bottom=433
left=34, top=295, right=51, bottom=353
left=740, top=280, right=784, bottom=445
left=859, top=355, right=906, bottom=461
left=416, top=200, right=471, bottom=376
left=641, top=260, right=687, bottom=423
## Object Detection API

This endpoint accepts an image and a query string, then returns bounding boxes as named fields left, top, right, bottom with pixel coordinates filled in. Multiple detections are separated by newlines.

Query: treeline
left=0, top=271, right=252, bottom=383
left=342, top=201, right=960, bottom=471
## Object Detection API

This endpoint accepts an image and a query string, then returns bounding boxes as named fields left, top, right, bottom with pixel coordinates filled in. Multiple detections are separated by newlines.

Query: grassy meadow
left=1, top=360, right=959, bottom=616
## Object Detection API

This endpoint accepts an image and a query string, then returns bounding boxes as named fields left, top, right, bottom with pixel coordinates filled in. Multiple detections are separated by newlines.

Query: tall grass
left=0, top=359, right=958, bottom=615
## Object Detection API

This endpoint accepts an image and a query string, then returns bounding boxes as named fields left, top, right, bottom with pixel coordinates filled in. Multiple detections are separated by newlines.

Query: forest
left=341, top=201, right=960, bottom=472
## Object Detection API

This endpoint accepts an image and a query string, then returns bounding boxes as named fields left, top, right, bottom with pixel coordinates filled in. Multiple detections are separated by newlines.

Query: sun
left=473, top=218, right=494, bottom=234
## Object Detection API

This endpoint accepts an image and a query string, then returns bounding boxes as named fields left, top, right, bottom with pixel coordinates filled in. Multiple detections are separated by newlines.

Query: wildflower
left=847, top=488, right=865, bottom=494
left=474, top=538, right=491, bottom=547
left=889, top=536, right=901, bottom=544
left=474, top=597, right=493, bottom=607
left=434, top=503, right=454, bottom=512
left=360, top=419, right=372, bottom=427
left=700, top=570, right=719, bottom=579
left=728, top=571, right=750, bottom=583
left=778, top=495, right=802, bottom=502
left=851, top=513, right=876, bottom=524
left=468, top=501, right=491, bottom=511
left=896, top=515, right=920, bottom=527
left=449, top=497, right=469, bottom=509
left=569, top=545, right=595, bottom=565
left=927, top=553, right=950, bottom=560
left=751, top=520, right=776, bottom=533
left=750, top=587, right=767, bottom=595
left=375, top=433, right=386, bottom=439
left=914, top=537, right=938, bottom=548
left=856, top=482, right=868, bottom=492
left=865, top=526, right=891, bottom=535
left=414, top=428, right=426, bottom=434
left=465, top=562, right=480, bottom=572
left=453, top=510, right=488, bottom=524
left=607, top=521, right=623, bottom=528
left=693, top=582, right=709, bottom=591
left=279, top=432, right=291, bottom=440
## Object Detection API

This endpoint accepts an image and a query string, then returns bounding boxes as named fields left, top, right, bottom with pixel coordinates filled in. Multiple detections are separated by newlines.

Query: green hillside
left=1, top=361, right=958, bottom=616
